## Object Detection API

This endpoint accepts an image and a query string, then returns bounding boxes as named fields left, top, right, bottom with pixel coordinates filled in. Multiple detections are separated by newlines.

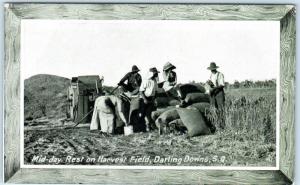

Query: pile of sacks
left=152, top=84, right=215, bottom=137
left=152, top=103, right=215, bottom=137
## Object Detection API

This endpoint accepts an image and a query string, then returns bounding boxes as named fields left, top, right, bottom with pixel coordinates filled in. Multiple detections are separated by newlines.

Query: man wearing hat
left=162, top=62, right=177, bottom=92
left=207, top=62, right=225, bottom=108
left=118, top=65, right=142, bottom=96
left=207, top=62, right=225, bottom=128
left=140, top=67, right=160, bottom=131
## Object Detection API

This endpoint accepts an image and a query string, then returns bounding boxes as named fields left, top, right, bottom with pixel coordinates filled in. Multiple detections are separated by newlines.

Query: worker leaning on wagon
left=118, top=65, right=142, bottom=96
left=140, top=67, right=160, bottom=132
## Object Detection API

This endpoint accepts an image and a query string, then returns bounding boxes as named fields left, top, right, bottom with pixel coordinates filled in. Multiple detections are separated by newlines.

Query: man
left=140, top=67, right=160, bottom=131
left=118, top=65, right=142, bottom=128
left=207, top=62, right=225, bottom=129
left=90, top=95, right=127, bottom=134
left=207, top=62, right=225, bottom=109
left=162, top=62, right=177, bottom=92
left=118, top=65, right=142, bottom=96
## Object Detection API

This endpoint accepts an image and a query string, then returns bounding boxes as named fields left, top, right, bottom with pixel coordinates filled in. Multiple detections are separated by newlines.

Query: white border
left=19, top=20, right=280, bottom=170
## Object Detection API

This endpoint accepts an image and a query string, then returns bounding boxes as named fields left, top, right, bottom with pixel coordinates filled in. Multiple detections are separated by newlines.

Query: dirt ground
left=24, top=124, right=275, bottom=166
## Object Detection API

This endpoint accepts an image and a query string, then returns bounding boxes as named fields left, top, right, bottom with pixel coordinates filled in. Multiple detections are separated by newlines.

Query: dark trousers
left=141, top=96, right=156, bottom=129
left=210, top=90, right=225, bottom=109
left=210, top=90, right=225, bottom=129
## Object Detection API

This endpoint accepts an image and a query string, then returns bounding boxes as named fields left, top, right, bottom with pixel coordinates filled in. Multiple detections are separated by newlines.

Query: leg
left=215, top=91, right=225, bottom=129
left=215, top=90, right=225, bottom=109
left=144, top=101, right=156, bottom=131
left=210, top=95, right=217, bottom=108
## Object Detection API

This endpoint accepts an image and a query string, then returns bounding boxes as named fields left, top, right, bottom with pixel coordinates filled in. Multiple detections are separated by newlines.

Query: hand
left=143, top=98, right=148, bottom=104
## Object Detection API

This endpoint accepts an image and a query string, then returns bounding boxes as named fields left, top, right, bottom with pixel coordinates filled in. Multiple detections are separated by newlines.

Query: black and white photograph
left=21, top=19, right=279, bottom=167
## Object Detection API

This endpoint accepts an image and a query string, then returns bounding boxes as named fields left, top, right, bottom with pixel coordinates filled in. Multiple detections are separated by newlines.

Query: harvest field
left=24, top=87, right=276, bottom=167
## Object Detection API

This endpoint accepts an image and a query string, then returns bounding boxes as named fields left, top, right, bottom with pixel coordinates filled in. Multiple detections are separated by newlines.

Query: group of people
left=116, top=61, right=225, bottom=131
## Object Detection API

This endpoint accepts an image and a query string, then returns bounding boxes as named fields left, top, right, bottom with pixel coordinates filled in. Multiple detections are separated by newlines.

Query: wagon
left=67, top=75, right=104, bottom=123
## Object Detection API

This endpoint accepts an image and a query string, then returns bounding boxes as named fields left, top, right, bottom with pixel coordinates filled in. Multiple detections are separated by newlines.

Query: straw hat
left=163, top=62, right=176, bottom=71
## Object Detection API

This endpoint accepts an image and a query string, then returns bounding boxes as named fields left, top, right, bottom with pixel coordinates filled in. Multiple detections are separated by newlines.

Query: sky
left=21, top=20, right=280, bottom=86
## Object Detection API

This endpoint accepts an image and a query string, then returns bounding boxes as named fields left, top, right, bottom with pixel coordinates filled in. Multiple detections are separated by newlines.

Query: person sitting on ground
left=140, top=67, right=160, bottom=131
left=118, top=65, right=142, bottom=96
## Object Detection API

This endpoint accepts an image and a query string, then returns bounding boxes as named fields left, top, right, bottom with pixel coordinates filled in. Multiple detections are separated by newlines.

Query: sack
left=155, top=108, right=180, bottom=128
left=187, top=102, right=211, bottom=114
left=168, top=119, right=187, bottom=133
left=151, top=107, right=174, bottom=121
left=177, top=84, right=206, bottom=99
left=184, top=93, right=210, bottom=105
left=177, top=108, right=211, bottom=137
left=155, top=97, right=180, bottom=107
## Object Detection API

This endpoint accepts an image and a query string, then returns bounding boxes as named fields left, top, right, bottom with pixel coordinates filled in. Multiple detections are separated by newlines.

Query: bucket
left=124, top=125, right=134, bottom=136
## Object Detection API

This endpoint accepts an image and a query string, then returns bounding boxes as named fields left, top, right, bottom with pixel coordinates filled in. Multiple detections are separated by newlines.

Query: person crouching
left=140, top=67, right=160, bottom=131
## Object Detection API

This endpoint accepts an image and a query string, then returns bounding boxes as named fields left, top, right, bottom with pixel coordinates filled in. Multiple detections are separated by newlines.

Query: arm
left=136, top=73, right=142, bottom=87
left=116, top=98, right=128, bottom=126
left=139, top=81, right=148, bottom=104
left=118, top=72, right=130, bottom=86
left=169, top=71, right=177, bottom=86
left=140, top=90, right=148, bottom=104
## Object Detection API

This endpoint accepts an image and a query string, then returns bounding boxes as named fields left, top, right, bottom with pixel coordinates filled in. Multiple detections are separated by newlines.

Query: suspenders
left=210, top=72, right=220, bottom=87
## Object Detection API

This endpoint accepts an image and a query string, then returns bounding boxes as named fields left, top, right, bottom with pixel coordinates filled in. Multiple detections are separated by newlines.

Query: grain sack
left=187, top=102, right=211, bottom=114
left=184, top=93, right=210, bottom=105
left=168, top=119, right=187, bottom=133
left=129, top=98, right=142, bottom=114
left=169, top=99, right=180, bottom=106
left=177, top=84, right=206, bottom=99
left=155, top=97, right=171, bottom=107
left=155, top=108, right=180, bottom=128
left=129, top=97, right=144, bottom=132
left=151, top=107, right=174, bottom=121
left=177, top=108, right=211, bottom=137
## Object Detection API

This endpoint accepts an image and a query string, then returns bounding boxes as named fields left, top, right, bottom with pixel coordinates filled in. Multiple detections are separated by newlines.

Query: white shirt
left=140, top=78, right=158, bottom=97
left=210, top=71, right=225, bottom=87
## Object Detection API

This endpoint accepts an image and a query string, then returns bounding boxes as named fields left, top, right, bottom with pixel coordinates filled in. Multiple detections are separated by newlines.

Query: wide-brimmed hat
left=149, top=67, right=160, bottom=74
left=163, top=62, right=176, bottom=71
left=207, top=62, right=219, bottom=70
left=131, top=65, right=140, bottom=72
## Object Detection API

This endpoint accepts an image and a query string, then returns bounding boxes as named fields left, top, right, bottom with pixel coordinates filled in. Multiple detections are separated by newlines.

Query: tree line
left=189, top=79, right=276, bottom=89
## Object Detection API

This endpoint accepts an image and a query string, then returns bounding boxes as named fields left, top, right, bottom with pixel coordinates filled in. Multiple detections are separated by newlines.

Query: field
left=24, top=86, right=276, bottom=167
